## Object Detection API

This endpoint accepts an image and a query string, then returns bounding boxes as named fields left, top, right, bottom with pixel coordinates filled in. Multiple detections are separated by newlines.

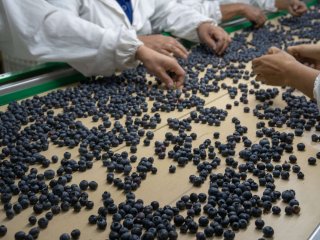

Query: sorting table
left=1, top=15, right=320, bottom=240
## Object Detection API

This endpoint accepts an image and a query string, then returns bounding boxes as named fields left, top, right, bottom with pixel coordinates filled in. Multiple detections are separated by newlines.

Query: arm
left=150, top=0, right=231, bottom=54
left=1, top=0, right=143, bottom=76
left=220, top=3, right=266, bottom=27
left=286, top=62, right=319, bottom=99
left=252, top=47, right=319, bottom=99
left=220, top=3, right=247, bottom=21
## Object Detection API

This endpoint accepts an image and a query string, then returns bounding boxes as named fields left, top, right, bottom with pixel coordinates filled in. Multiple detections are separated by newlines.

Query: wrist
left=197, top=21, right=215, bottom=35
left=287, top=61, right=319, bottom=88
left=135, top=45, right=148, bottom=62
left=238, top=3, right=249, bottom=16
left=285, top=61, right=303, bottom=86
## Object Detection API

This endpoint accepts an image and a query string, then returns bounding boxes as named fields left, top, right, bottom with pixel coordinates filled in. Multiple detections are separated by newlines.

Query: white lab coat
left=178, top=0, right=276, bottom=23
left=314, top=74, right=320, bottom=110
left=0, top=0, right=211, bottom=76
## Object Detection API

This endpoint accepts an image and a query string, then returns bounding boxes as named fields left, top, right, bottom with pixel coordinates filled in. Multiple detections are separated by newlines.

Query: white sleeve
left=219, top=0, right=277, bottom=12
left=313, top=73, right=320, bottom=110
left=1, top=0, right=143, bottom=76
left=151, top=0, right=214, bottom=43
left=250, top=0, right=277, bottom=11
left=178, top=0, right=222, bottom=23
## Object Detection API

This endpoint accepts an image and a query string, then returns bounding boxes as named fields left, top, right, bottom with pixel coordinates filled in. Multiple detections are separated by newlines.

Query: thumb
left=287, top=46, right=299, bottom=57
left=202, top=31, right=217, bottom=52
left=171, top=65, right=186, bottom=89
left=158, top=70, right=175, bottom=89
left=268, top=47, right=281, bottom=54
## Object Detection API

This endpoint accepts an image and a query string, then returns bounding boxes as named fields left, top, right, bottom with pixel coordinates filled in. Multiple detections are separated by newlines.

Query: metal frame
left=309, top=224, right=320, bottom=240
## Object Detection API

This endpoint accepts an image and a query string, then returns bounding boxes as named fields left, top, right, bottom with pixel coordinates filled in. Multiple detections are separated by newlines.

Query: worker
left=178, top=0, right=307, bottom=28
left=252, top=45, right=320, bottom=108
left=0, top=0, right=231, bottom=89
left=47, top=0, right=232, bottom=78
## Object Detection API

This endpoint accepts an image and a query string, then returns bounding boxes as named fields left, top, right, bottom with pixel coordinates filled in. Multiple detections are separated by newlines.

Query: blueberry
left=223, top=229, right=235, bottom=240
left=44, top=169, right=55, bottom=180
left=281, top=190, right=295, bottom=203
left=29, top=227, right=40, bottom=238
left=292, top=205, right=301, bottom=214
left=97, top=218, right=107, bottom=230
left=38, top=217, right=48, bottom=229
left=64, top=152, right=71, bottom=159
left=79, top=180, right=89, bottom=190
left=204, top=226, right=214, bottom=237
left=297, top=171, right=304, bottom=179
left=51, top=155, right=59, bottom=163
left=29, top=216, right=37, bottom=225
left=281, top=171, right=290, bottom=180
left=15, top=231, right=26, bottom=240
left=88, top=181, right=98, bottom=190
left=0, top=225, right=7, bottom=237
left=60, top=233, right=71, bottom=240
left=308, top=157, right=316, bottom=165
left=157, top=229, right=169, bottom=240
left=198, top=216, right=209, bottom=227
left=285, top=206, right=293, bottom=215
left=292, top=165, right=300, bottom=173
left=169, top=165, right=176, bottom=173
left=296, top=143, right=305, bottom=151
left=255, top=218, right=265, bottom=229
left=146, top=131, right=154, bottom=140
left=196, top=232, right=206, bottom=240
left=271, top=206, right=281, bottom=215
left=262, top=226, right=274, bottom=238
left=45, top=212, right=54, bottom=220
left=70, top=229, right=81, bottom=239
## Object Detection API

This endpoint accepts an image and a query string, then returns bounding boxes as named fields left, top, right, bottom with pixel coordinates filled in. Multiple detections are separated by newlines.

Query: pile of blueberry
left=1, top=5, right=320, bottom=240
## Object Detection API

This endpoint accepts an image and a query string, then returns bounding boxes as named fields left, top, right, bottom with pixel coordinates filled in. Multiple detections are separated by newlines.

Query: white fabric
left=177, top=0, right=222, bottom=23
left=219, top=0, right=277, bottom=12
left=178, top=0, right=277, bottom=24
left=313, top=73, right=320, bottom=110
left=0, top=0, right=211, bottom=76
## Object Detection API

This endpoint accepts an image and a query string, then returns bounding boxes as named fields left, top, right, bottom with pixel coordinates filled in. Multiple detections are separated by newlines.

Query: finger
left=296, top=5, right=307, bottom=14
left=170, top=63, right=185, bottom=88
left=216, top=40, right=225, bottom=55
left=219, top=38, right=229, bottom=55
left=160, top=49, right=174, bottom=57
left=268, top=47, right=281, bottom=54
left=173, top=71, right=185, bottom=89
left=255, top=74, right=266, bottom=83
left=205, top=34, right=217, bottom=52
left=174, top=41, right=189, bottom=58
left=157, top=70, right=174, bottom=89
left=289, top=6, right=299, bottom=16
left=255, top=17, right=265, bottom=28
left=252, top=58, right=262, bottom=68
left=170, top=45, right=188, bottom=59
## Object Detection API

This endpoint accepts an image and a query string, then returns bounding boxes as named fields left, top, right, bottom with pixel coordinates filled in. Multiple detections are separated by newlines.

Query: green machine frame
left=0, top=0, right=318, bottom=106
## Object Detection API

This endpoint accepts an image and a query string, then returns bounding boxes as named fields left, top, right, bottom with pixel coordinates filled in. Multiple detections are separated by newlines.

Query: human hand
left=197, top=22, right=231, bottom=55
left=242, top=4, right=267, bottom=28
left=136, top=45, right=185, bottom=89
left=288, top=44, right=320, bottom=69
left=252, top=47, right=298, bottom=86
left=138, top=35, right=188, bottom=59
left=287, top=0, right=307, bottom=16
